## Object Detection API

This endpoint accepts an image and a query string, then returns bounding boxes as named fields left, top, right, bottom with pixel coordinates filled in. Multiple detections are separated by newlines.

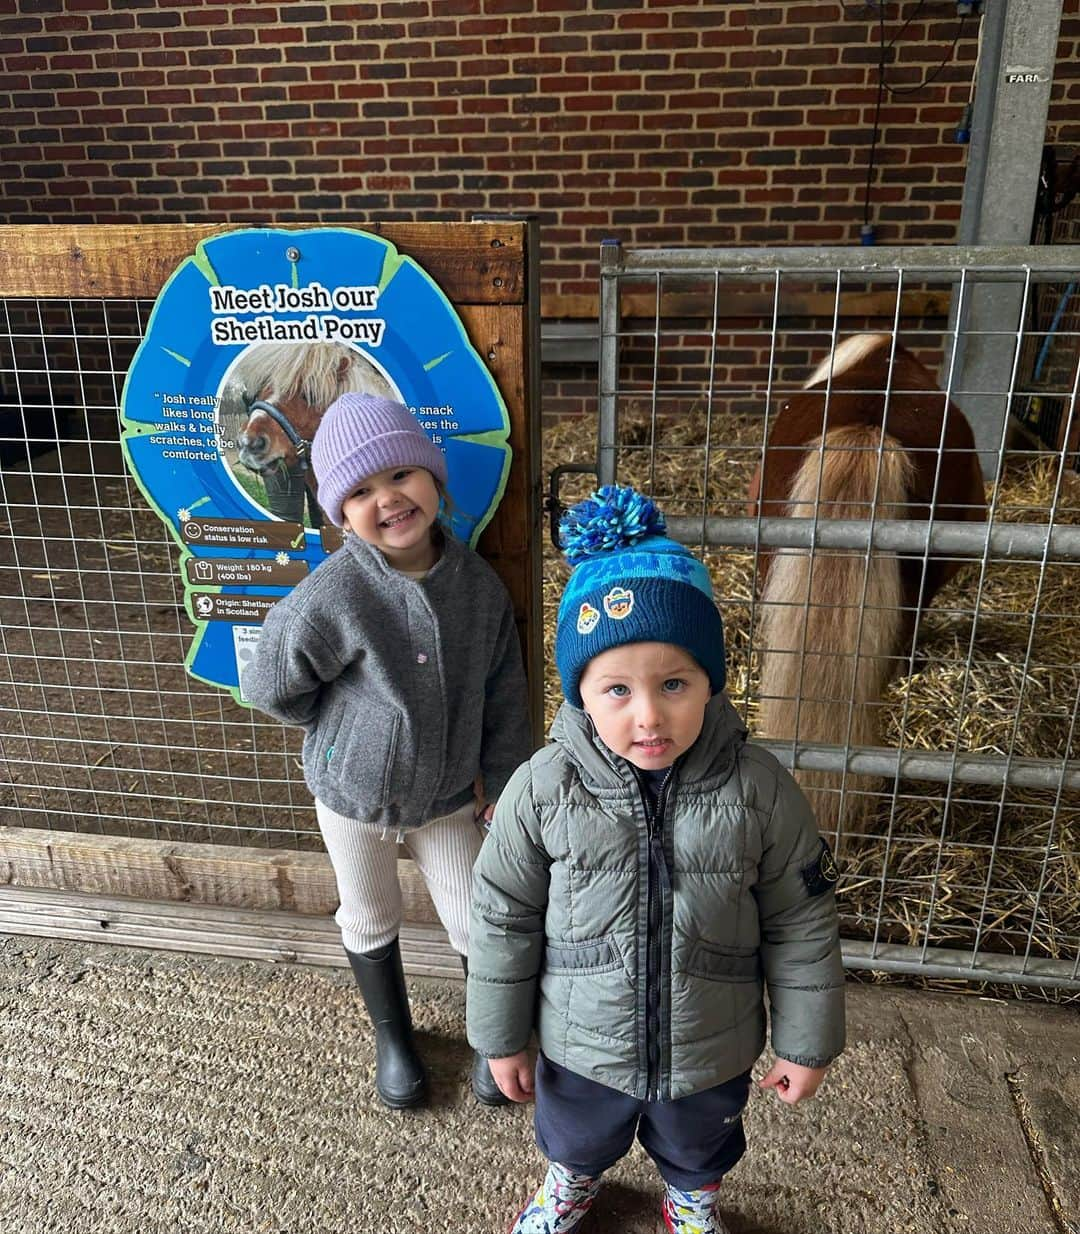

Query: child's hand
left=758, top=1059, right=828, bottom=1105
left=473, top=777, right=494, bottom=824
left=488, top=1052, right=535, bottom=1103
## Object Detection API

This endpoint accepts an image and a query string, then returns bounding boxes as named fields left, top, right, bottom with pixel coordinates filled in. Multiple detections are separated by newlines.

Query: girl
left=244, top=393, right=532, bottom=1110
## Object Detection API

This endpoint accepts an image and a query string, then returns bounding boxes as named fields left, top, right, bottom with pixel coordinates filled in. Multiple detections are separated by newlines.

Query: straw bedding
left=541, top=412, right=1080, bottom=971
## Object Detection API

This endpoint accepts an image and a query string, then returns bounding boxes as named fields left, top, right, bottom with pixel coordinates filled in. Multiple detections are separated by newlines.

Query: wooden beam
left=459, top=301, right=543, bottom=737
left=457, top=229, right=544, bottom=742
left=0, top=221, right=524, bottom=304
left=0, top=826, right=440, bottom=925
left=0, top=884, right=462, bottom=979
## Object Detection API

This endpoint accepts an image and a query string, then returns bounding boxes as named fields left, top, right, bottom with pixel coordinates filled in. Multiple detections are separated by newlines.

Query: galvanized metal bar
left=664, top=514, right=1080, bottom=560
left=959, top=0, right=1064, bottom=248
left=759, top=740, right=1080, bottom=793
left=597, top=239, right=622, bottom=488
left=648, top=271, right=661, bottom=495
left=841, top=940, right=1079, bottom=992
left=953, top=0, right=1063, bottom=473
left=694, top=270, right=720, bottom=549
left=953, top=263, right=1032, bottom=478
left=956, top=2, right=1004, bottom=249
left=616, top=245, right=1080, bottom=278
left=743, top=269, right=784, bottom=729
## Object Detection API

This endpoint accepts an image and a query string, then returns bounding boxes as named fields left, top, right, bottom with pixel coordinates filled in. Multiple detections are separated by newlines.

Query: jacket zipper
left=640, top=766, right=674, bottom=1104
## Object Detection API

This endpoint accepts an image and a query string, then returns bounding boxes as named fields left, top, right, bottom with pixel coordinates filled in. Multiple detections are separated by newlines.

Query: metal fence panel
left=0, top=297, right=316, bottom=850
left=597, top=243, right=1080, bottom=989
left=0, top=221, right=543, bottom=873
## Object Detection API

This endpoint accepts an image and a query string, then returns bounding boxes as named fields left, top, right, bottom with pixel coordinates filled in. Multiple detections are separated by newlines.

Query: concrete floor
left=0, top=934, right=1076, bottom=1234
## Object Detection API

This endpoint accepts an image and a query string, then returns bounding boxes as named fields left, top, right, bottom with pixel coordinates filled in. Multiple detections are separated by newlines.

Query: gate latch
left=544, top=463, right=599, bottom=551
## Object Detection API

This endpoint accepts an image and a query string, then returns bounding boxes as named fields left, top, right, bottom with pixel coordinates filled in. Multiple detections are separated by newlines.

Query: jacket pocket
left=318, top=691, right=401, bottom=808
left=540, top=935, right=635, bottom=1044
left=673, top=941, right=764, bottom=1047
left=686, top=941, right=761, bottom=984
left=544, top=935, right=622, bottom=975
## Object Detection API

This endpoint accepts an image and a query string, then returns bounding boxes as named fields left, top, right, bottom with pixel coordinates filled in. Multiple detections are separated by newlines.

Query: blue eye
left=663, top=678, right=686, bottom=693
left=608, top=684, right=630, bottom=698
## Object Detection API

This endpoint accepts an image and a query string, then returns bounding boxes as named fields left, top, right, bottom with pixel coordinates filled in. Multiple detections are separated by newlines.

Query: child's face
left=340, top=465, right=440, bottom=568
left=578, top=641, right=710, bottom=771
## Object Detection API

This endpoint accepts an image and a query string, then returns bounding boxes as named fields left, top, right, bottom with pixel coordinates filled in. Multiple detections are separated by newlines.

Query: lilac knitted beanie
left=311, top=393, right=448, bottom=527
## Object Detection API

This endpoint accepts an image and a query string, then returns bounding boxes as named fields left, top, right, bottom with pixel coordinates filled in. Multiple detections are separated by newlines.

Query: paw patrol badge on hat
left=603, top=587, right=634, bottom=620
left=554, top=484, right=727, bottom=707
left=576, top=602, right=600, bottom=635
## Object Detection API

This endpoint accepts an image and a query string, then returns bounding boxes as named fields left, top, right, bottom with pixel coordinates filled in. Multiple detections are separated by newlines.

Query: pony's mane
left=230, top=341, right=391, bottom=405
left=802, top=333, right=891, bottom=390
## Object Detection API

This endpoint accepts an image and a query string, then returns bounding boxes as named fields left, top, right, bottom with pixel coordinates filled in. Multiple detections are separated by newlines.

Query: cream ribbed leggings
left=314, top=799, right=484, bottom=956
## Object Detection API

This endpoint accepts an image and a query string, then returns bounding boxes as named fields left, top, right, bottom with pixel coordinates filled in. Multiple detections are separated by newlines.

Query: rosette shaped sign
left=121, top=227, right=512, bottom=703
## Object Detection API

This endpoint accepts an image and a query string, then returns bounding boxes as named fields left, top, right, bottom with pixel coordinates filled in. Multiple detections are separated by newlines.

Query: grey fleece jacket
left=242, top=531, right=532, bottom=831
left=467, top=694, right=845, bottom=1101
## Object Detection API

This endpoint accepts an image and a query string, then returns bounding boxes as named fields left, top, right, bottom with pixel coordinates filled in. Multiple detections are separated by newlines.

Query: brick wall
left=2, top=1, right=1079, bottom=425
left=3, top=1, right=1080, bottom=309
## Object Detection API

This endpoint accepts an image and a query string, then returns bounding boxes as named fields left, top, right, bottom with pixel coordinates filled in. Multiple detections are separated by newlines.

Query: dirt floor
left=1, top=933, right=1077, bottom=1234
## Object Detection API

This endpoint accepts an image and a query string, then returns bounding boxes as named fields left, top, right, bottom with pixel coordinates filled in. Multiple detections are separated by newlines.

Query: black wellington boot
left=347, top=939, right=428, bottom=1110
left=461, top=955, right=510, bottom=1106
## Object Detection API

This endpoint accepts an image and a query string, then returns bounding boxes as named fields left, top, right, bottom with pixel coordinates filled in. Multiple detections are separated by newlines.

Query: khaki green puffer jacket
left=466, top=694, right=845, bottom=1102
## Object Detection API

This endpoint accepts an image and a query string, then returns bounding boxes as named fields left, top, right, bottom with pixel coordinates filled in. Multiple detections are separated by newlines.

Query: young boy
left=466, top=485, right=845, bottom=1234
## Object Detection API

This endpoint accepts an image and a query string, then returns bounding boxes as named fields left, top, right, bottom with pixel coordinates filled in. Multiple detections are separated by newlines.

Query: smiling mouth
left=380, top=508, right=417, bottom=529
left=635, top=738, right=671, bottom=751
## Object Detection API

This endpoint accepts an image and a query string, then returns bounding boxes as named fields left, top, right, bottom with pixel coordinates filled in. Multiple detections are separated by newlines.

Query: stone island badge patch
left=577, top=602, right=600, bottom=635
left=802, top=840, right=839, bottom=897
left=603, top=586, right=634, bottom=620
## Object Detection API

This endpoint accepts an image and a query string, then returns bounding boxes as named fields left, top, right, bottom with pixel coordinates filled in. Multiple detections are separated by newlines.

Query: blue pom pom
left=559, top=484, right=666, bottom=566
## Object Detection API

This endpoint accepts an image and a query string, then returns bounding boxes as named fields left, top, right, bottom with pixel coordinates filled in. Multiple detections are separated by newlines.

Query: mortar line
left=1005, top=1071, right=1075, bottom=1234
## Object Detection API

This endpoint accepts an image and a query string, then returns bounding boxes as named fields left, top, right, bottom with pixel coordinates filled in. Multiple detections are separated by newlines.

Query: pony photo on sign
left=748, top=333, right=987, bottom=834
left=217, top=341, right=394, bottom=528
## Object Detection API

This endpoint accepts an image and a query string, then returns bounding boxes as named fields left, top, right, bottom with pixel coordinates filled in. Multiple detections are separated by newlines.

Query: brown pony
left=230, top=341, right=393, bottom=524
left=748, top=333, right=987, bottom=833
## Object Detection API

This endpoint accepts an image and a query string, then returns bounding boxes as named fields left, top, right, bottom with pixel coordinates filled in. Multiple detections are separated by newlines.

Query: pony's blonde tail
left=757, top=424, right=915, bottom=833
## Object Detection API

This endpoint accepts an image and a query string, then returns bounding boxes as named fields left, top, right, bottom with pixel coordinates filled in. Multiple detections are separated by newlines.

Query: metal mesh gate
left=0, top=223, right=542, bottom=955
left=595, top=243, right=1080, bottom=990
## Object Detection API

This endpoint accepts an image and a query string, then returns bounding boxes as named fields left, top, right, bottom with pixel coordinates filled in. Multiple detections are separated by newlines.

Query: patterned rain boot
left=510, top=1161, right=602, bottom=1234
left=661, top=1181, right=730, bottom=1234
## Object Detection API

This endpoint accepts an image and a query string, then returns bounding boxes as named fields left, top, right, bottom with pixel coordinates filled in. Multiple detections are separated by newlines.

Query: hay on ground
left=541, top=412, right=1080, bottom=968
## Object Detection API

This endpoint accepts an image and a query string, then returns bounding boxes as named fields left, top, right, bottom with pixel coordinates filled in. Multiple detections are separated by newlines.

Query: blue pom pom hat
left=555, top=484, right=726, bottom=707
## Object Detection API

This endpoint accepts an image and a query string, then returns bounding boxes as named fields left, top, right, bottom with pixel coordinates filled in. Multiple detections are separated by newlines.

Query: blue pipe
left=1034, top=282, right=1077, bottom=382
